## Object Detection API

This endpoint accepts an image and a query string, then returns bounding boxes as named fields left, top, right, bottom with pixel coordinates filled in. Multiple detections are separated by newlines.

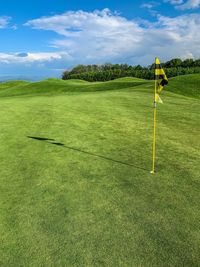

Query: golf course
left=0, top=74, right=200, bottom=266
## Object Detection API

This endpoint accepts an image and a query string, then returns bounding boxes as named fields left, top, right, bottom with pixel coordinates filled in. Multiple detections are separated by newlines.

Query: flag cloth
left=155, top=57, right=168, bottom=103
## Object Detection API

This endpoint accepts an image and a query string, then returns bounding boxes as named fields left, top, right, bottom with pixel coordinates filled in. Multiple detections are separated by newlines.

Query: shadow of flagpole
left=27, top=136, right=148, bottom=172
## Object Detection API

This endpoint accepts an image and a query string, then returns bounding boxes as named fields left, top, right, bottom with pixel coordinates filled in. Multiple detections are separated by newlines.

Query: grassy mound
left=1, top=74, right=200, bottom=99
left=0, top=77, right=150, bottom=97
left=0, top=80, right=30, bottom=89
left=167, top=74, right=200, bottom=98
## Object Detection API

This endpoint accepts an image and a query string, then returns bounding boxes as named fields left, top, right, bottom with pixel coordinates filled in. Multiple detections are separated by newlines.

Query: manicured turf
left=0, top=75, right=200, bottom=266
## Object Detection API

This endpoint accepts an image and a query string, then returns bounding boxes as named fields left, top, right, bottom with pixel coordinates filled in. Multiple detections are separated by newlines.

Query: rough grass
left=0, top=75, right=199, bottom=266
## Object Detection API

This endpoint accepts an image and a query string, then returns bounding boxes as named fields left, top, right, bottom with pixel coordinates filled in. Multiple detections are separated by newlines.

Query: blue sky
left=0, top=0, right=200, bottom=78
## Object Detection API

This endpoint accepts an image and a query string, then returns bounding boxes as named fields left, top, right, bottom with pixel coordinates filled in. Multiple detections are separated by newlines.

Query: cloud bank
left=0, top=9, right=200, bottom=76
left=25, top=9, right=200, bottom=64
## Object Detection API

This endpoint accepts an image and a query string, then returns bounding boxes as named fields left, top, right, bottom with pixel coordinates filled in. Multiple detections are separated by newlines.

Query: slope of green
left=0, top=76, right=199, bottom=267
left=0, top=80, right=30, bottom=89
left=1, top=74, right=200, bottom=99
left=0, top=77, right=150, bottom=97
left=167, top=74, right=200, bottom=98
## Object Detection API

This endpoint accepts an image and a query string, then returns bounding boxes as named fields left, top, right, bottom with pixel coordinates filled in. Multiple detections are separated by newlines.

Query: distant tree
left=181, top=59, right=194, bottom=67
left=62, top=58, right=200, bottom=82
left=62, top=70, right=70, bottom=80
left=164, top=58, right=182, bottom=68
left=70, top=65, right=88, bottom=74
left=193, top=59, right=200, bottom=67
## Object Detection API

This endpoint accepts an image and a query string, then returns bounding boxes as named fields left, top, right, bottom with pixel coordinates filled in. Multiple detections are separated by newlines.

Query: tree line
left=62, top=58, right=200, bottom=82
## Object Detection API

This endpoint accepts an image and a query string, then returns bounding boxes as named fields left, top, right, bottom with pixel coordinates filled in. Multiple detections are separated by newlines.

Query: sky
left=0, top=0, right=200, bottom=78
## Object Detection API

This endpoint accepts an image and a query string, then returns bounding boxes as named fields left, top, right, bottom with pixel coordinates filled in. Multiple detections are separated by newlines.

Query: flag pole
left=151, top=57, right=157, bottom=174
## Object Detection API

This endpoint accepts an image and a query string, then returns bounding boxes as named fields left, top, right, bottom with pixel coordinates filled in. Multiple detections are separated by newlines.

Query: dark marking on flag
left=160, top=79, right=168, bottom=86
left=155, top=74, right=165, bottom=80
left=155, top=64, right=162, bottom=69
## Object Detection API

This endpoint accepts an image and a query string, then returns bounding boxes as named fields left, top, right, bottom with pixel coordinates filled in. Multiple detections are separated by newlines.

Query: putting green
left=0, top=75, right=199, bottom=266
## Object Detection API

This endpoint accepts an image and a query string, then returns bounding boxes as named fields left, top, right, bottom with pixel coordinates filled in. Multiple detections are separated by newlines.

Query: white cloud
left=25, top=9, right=144, bottom=64
left=0, top=16, right=17, bottom=30
left=141, top=1, right=160, bottom=9
left=24, top=10, right=200, bottom=66
left=0, top=51, right=72, bottom=76
left=0, top=16, right=12, bottom=29
left=0, top=51, right=71, bottom=65
left=140, top=2, right=160, bottom=16
left=141, top=3, right=155, bottom=9
left=165, top=0, right=200, bottom=9
left=165, top=0, right=184, bottom=4
left=1, top=9, right=200, bottom=77
left=138, top=13, right=200, bottom=63
left=177, top=0, right=200, bottom=9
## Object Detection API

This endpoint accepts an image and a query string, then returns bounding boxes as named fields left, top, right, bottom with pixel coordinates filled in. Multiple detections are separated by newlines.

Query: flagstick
left=151, top=59, right=157, bottom=174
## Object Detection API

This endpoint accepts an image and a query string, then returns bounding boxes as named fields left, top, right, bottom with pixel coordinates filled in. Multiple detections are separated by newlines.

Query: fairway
left=0, top=76, right=200, bottom=266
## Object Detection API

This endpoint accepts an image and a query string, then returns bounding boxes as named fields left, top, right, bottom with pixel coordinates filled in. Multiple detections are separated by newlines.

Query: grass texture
left=0, top=75, right=199, bottom=266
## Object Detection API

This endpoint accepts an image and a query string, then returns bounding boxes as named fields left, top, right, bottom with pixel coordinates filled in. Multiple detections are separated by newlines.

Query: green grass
left=0, top=75, right=199, bottom=266
left=0, top=77, right=149, bottom=97
left=167, top=74, right=200, bottom=99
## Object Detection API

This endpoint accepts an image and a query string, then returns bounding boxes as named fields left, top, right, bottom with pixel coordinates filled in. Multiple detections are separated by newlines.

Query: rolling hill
left=167, top=74, right=200, bottom=98
left=0, top=77, right=150, bottom=97
left=0, top=74, right=199, bottom=98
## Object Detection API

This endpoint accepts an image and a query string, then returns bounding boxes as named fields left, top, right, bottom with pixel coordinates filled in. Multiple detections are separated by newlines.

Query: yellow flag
left=155, top=57, right=168, bottom=103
